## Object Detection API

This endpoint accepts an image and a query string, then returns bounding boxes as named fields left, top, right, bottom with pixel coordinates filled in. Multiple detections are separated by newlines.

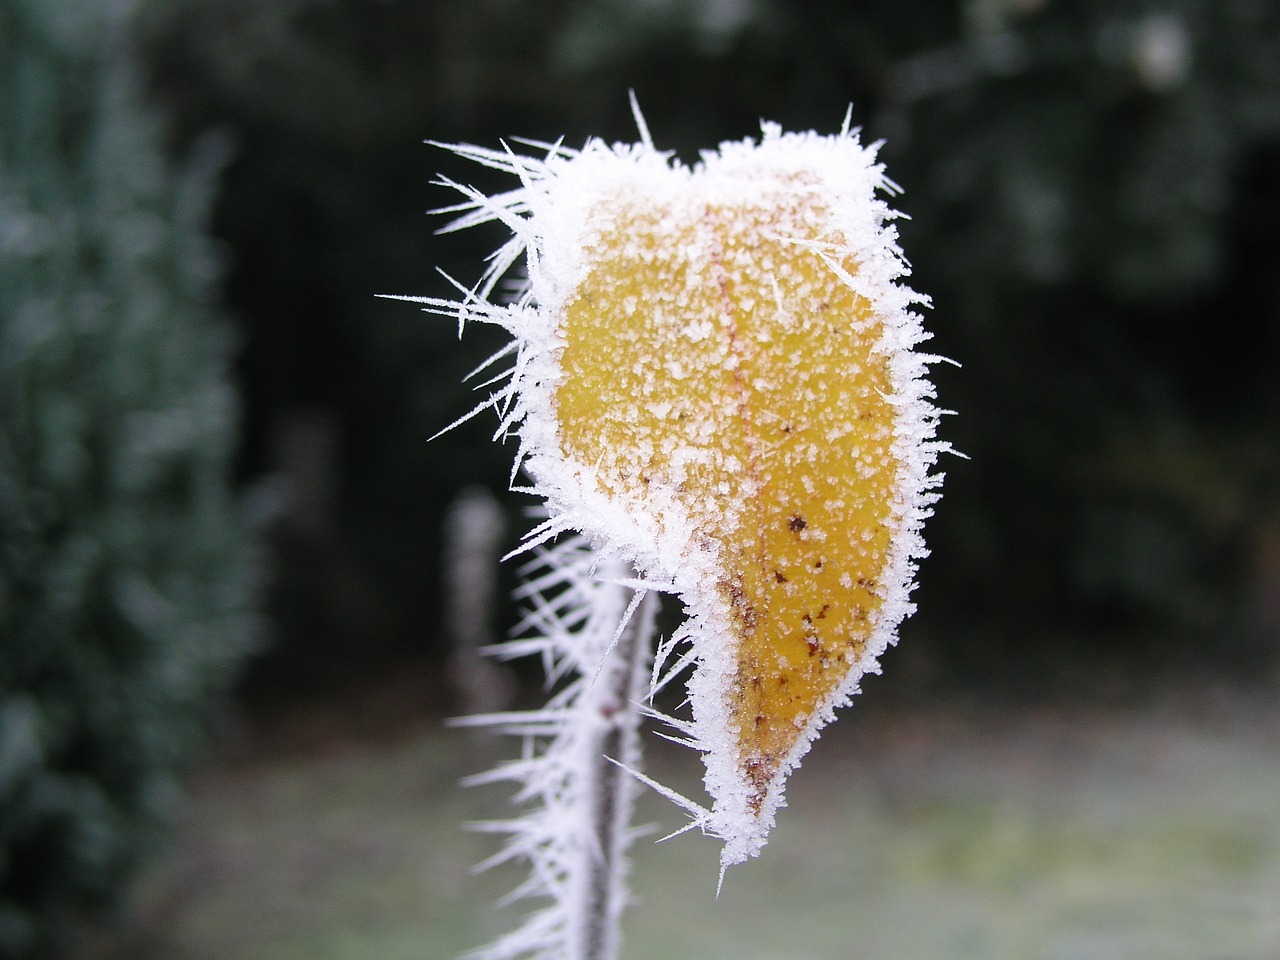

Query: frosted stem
left=575, top=577, right=657, bottom=960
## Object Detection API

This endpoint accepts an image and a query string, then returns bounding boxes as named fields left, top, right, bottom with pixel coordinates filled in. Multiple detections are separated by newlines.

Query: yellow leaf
left=556, top=176, right=901, bottom=821
left=431, top=119, right=943, bottom=867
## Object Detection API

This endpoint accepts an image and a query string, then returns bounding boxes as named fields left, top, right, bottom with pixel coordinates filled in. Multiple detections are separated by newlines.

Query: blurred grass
left=87, top=686, right=1280, bottom=960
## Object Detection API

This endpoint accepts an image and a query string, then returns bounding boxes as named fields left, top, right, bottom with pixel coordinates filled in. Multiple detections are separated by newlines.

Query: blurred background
left=2, top=0, right=1278, bottom=957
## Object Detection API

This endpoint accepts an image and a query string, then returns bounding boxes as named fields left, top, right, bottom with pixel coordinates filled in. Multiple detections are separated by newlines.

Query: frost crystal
left=418, top=105, right=946, bottom=876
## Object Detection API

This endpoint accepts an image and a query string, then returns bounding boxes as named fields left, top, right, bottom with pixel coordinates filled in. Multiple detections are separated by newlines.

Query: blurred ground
left=76, top=670, right=1280, bottom=960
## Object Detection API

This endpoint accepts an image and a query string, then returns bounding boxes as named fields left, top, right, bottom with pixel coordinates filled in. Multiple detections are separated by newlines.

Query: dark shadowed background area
left=3, top=0, right=1278, bottom=957
left=133, top=0, right=1280, bottom=691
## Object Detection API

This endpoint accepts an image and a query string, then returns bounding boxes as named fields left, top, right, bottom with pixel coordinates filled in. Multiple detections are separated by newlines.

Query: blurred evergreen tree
left=132, top=0, right=1279, bottom=688
left=0, top=1, right=258, bottom=954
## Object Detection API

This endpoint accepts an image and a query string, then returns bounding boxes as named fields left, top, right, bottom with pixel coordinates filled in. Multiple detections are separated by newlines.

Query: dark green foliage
left=132, top=0, right=1279, bottom=682
left=0, top=1, right=258, bottom=954
left=868, top=1, right=1280, bottom=661
left=131, top=0, right=530, bottom=690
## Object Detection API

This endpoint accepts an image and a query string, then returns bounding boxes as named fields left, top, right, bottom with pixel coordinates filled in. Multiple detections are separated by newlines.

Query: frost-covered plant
left=401, top=99, right=946, bottom=960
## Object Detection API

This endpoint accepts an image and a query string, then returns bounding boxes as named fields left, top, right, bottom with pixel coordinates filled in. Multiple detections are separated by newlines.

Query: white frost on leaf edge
left=406, top=109, right=947, bottom=873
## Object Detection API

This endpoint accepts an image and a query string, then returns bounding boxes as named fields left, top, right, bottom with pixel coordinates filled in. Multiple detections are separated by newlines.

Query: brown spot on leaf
left=802, top=612, right=821, bottom=655
left=743, top=756, right=775, bottom=815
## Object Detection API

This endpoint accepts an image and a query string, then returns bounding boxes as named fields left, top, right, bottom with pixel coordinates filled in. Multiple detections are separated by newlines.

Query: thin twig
left=577, top=582, right=657, bottom=960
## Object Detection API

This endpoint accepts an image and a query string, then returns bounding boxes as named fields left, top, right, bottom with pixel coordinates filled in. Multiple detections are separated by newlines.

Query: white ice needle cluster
left=454, top=541, right=654, bottom=960
left=400, top=101, right=946, bottom=960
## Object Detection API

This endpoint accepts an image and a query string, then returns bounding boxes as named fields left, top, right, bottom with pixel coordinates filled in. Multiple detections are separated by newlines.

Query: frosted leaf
left=427, top=113, right=946, bottom=870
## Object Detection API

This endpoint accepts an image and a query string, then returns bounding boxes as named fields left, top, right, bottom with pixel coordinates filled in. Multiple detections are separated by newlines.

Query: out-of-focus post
left=444, top=486, right=512, bottom=717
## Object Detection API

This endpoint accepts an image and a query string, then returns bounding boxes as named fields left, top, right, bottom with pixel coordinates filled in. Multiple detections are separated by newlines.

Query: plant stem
left=576, top=578, right=657, bottom=960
